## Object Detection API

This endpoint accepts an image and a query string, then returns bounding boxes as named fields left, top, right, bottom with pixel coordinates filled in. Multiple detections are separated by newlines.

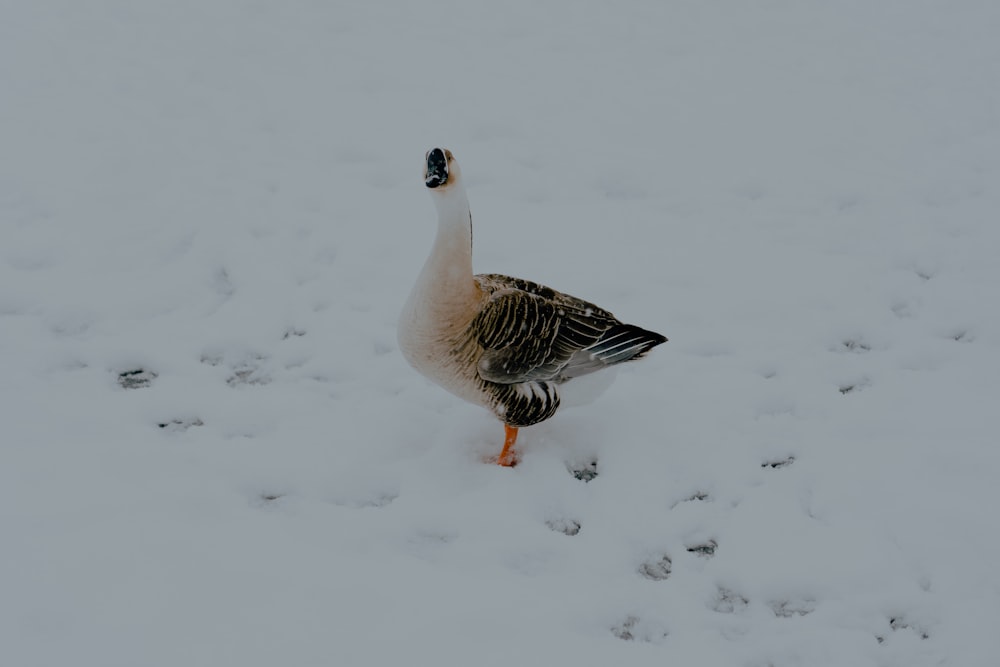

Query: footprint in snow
left=769, top=598, right=816, bottom=618
left=686, top=540, right=718, bottom=558
left=201, top=349, right=272, bottom=386
left=545, top=518, right=581, bottom=536
left=838, top=379, right=870, bottom=395
left=761, top=455, right=796, bottom=469
left=227, top=360, right=271, bottom=387
left=568, top=459, right=598, bottom=482
left=157, top=418, right=204, bottom=432
left=877, top=615, right=930, bottom=643
left=839, top=338, right=872, bottom=353
left=712, top=587, right=749, bottom=614
left=637, top=554, right=672, bottom=581
left=118, top=369, right=157, bottom=389
left=671, top=491, right=711, bottom=509
left=611, top=615, right=668, bottom=643
left=950, top=329, right=973, bottom=343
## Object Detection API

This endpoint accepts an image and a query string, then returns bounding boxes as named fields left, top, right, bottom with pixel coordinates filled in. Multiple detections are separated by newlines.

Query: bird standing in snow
left=398, top=148, right=667, bottom=466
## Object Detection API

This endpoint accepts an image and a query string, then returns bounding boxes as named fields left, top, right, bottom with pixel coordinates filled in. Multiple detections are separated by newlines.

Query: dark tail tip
left=588, top=324, right=667, bottom=365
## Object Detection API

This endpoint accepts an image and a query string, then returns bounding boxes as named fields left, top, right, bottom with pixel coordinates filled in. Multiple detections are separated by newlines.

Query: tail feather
left=558, top=323, right=667, bottom=381
left=586, top=324, right=668, bottom=364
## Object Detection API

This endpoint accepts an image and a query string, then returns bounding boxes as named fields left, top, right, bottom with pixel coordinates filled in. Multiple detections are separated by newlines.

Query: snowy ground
left=2, top=1, right=999, bottom=665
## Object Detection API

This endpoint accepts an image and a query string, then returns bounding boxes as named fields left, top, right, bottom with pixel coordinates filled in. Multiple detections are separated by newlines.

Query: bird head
left=424, top=147, right=460, bottom=191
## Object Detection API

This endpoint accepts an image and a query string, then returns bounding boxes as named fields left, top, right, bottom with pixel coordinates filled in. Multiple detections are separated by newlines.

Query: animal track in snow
left=610, top=615, right=667, bottom=643
left=839, top=378, right=871, bottom=395
left=157, top=418, right=204, bottom=432
left=712, top=587, right=749, bottom=614
left=769, top=598, right=816, bottom=618
left=686, top=540, right=718, bottom=558
left=250, top=492, right=289, bottom=509
left=839, top=338, right=871, bottom=353
left=637, top=554, right=672, bottom=581
left=227, top=367, right=270, bottom=386
left=118, top=369, right=157, bottom=389
left=761, top=455, right=796, bottom=469
left=611, top=615, right=639, bottom=641
left=545, top=518, right=581, bottom=536
left=670, top=490, right=712, bottom=509
left=889, top=615, right=929, bottom=639
left=568, top=459, right=598, bottom=482
left=950, top=329, right=973, bottom=343
left=226, top=356, right=271, bottom=387
left=200, top=353, right=223, bottom=366
left=202, top=349, right=273, bottom=386
left=876, top=615, right=930, bottom=643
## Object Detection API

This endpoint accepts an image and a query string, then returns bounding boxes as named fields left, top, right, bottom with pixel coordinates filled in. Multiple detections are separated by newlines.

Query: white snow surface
left=2, top=2, right=999, bottom=665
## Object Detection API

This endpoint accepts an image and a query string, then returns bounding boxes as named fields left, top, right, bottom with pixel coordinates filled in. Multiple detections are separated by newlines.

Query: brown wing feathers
left=473, top=274, right=665, bottom=385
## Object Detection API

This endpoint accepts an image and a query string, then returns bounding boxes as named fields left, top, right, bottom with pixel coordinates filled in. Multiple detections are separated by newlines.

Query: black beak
left=425, top=148, right=448, bottom=188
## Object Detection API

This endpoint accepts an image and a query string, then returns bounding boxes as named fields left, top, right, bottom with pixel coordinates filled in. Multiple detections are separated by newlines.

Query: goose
left=398, top=148, right=667, bottom=466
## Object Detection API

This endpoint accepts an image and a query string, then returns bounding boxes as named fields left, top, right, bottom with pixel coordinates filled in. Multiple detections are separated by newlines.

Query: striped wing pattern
left=473, top=274, right=666, bottom=385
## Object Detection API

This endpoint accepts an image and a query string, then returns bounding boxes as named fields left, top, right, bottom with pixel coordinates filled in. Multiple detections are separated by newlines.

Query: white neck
left=403, top=182, right=479, bottom=327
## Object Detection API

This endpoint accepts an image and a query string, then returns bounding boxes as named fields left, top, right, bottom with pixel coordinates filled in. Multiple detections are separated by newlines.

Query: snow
left=2, top=1, right=999, bottom=665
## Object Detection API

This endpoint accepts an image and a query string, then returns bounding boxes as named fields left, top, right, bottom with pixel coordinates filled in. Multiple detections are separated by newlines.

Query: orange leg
left=497, top=424, right=519, bottom=467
